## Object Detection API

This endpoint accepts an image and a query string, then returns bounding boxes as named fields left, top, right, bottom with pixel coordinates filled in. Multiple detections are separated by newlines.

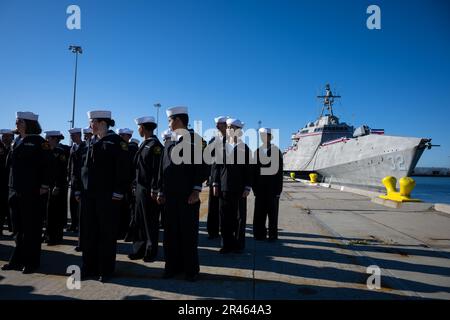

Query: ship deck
left=1, top=178, right=450, bottom=300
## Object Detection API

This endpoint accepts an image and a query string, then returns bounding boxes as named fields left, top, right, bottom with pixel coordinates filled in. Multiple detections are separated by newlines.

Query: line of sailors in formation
left=0, top=106, right=283, bottom=282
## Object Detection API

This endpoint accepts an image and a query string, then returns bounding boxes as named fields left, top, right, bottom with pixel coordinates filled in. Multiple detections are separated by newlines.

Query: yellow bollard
left=379, top=176, right=421, bottom=202
left=382, top=176, right=397, bottom=195
left=399, top=177, right=416, bottom=197
left=309, top=173, right=318, bottom=184
left=290, top=172, right=296, bottom=180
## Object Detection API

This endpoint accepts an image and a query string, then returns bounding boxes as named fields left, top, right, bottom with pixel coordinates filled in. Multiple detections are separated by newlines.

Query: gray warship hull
left=283, top=85, right=431, bottom=190
left=284, top=133, right=429, bottom=190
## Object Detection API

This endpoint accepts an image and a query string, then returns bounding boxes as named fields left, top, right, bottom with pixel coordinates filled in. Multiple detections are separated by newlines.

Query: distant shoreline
left=411, top=175, right=450, bottom=178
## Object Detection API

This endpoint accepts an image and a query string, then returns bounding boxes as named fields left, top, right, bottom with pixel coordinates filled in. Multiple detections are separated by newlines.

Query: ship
left=283, top=84, right=433, bottom=190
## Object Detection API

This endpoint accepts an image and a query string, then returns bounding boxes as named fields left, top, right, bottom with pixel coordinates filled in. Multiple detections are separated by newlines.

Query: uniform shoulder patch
left=120, top=141, right=129, bottom=151
left=153, top=146, right=162, bottom=155
left=41, top=142, right=50, bottom=150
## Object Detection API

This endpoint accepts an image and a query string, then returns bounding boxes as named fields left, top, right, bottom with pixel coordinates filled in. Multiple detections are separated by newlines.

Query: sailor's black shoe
left=162, top=271, right=176, bottom=279
left=219, top=247, right=233, bottom=254
left=143, top=253, right=157, bottom=262
left=22, top=266, right=38, bottom=274
left=185, top=273, right=198, bottom=282
left=128, top=252, right=145, bottom=260
left=1, top=263, right=23, bottom=271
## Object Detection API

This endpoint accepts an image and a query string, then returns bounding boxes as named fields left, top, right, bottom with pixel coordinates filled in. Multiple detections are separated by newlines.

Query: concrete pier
left=1, top=178, right=449, bottom=300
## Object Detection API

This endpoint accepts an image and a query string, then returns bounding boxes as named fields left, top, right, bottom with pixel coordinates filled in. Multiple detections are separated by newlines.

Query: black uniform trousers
left=253, top=191, right=280, bottom=240
left=163, top=196, right=200, bottom=276
left=118, top=190, right=133, bottom=240
left=69, top=189, right=79, bottom=231
left=82, top=193, right=120, bottom=276
left=77, top=194, right=88, bottom=251
left=8, top=192, right=45, bottom=268
left=0, top=189, right=12, bottom=233
left=46, top=188, right=67, bottom=243
left=158, top=204, right=165, bottom=229
left=207, top=184, right=220, bottom=237
left=131, top=184, right=159, bottom=257
left=219, top=191, right=247, bottom=251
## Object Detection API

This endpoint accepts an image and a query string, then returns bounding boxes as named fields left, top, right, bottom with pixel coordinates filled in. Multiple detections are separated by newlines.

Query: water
left=412, top=177, right=450, bottom=204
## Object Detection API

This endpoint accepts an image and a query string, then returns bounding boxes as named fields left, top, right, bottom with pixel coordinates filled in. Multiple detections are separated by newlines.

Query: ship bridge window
left=314, top=128, right=323, bottom=132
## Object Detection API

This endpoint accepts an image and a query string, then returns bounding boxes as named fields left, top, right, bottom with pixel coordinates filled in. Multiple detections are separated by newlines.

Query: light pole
left=69, top=45, right=83, bottom=129
left=154, top=103, right=161, bottom=135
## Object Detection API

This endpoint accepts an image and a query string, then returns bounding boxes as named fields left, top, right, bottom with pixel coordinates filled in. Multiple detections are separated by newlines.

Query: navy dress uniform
left=0, top=129, right=14, bottom=234
left=72, top=128, right=90, bottom=252
left=128, top=116, right=163, bottom=261
left=123, top=137, right=140, bottom=241
left=206, top=116, right=228, bottom=240
left=157, top=129, right=173, bottom=229
left=83, top=126, right=93, bottom=142
left=161, top=129, right=172, bottom=145
left=78, top=111, right=130, bottom=281
left=44, top=131, right=69, bottom=245
left=253, top=128, right=283, bottom=241
left=67, top=127, right=84, bottom=232
left=3, top=112, right=52, bottom=273
left=158, top=106, right=208, bottom=280
left=213, top=118, right=253, bottom=253
left=116, top=128, right=138, bottom=240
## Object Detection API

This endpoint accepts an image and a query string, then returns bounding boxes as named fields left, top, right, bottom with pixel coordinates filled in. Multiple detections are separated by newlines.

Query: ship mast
left=317, top=84, right=341, bottom=117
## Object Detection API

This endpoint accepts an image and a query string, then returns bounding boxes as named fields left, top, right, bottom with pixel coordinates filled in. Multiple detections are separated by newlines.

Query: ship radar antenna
left=317, top=83, right=341, bottom=117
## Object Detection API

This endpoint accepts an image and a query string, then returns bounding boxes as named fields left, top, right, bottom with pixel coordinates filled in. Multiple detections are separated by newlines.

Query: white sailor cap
left=87, top=110, right=111, bottom=119
left=226, top=118, right=244, bottom=129
left=16, top=111, right=38, bottom=121
left=45, top=130, right=64, bottom=138
left=68, top=128, right=82, bottom=134
left=83, top=127, right=93, bottom=134
left=214, top=116, right=229, bottom=124
left=0, top=129, right=14, bottom=135
left=259, top=127, right=272, bottom=134
left=135, top=116, right=156, bottom=125
left=117, top=128, right=134, bottom=135
left=161, top=129, right=172, bottom=139
left=130, top=138, right=140, bottom=144
left=166, top=106, right=188, bottom=118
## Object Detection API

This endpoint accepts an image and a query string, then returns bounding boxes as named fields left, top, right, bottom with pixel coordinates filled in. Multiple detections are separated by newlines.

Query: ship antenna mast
left=317, top=83, right=341, bottom=117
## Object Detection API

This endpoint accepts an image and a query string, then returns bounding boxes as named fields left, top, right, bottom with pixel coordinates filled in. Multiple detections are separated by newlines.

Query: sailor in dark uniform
left=2, top=112, right=52, bottom=274
left=128, top=116, right=162, bottom=262
left=206, top=116, right=228, bottom=240
left=83, top=127, right=93, bottom=142
left=157, top=106, right=207, bottom=281
left=44, top=131, right=69, bottom=245
left=253, top=128, right=283, bottom=241
left=212, top=118, right=253, bottom=254
left=124, top=138, right=140, bottom=240
left=161, top=129, right=172, bottom=146
left=67, top=128, right=83, bottom=233
left=77, top=110, right=130, bottom=282
left=117, top=128, right=138, bottom=240
left=72, top=127, right=92, bottom=252
left=157, top=129, right=173, bottom=230
left=0, top=129, right=14, bottom=235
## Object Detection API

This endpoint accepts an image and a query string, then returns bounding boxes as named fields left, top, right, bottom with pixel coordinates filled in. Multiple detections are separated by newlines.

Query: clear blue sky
left=0, top=0, right=449, bottom=167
